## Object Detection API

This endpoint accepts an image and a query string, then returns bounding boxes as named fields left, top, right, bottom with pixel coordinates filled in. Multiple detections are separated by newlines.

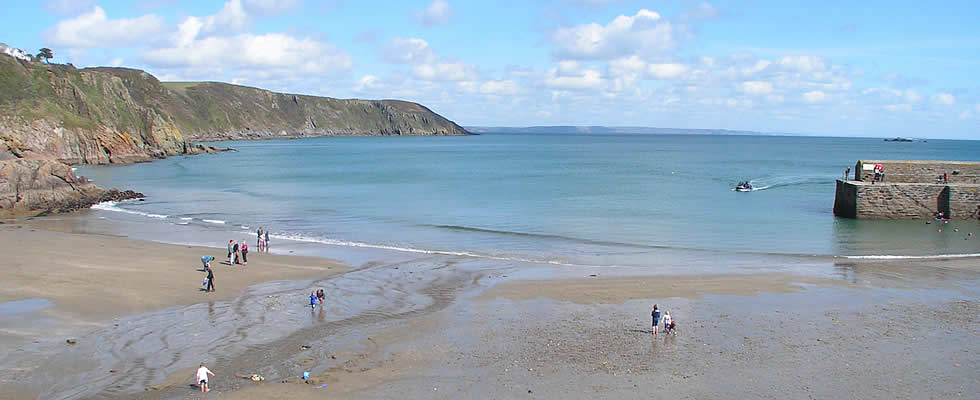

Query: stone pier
left=833, top=160, right=980, bottom=219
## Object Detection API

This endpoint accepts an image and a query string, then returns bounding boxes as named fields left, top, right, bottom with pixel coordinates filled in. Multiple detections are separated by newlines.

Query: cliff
left=0, top=53, right=469, bottom=216
left=0, top=159, right=143, bottom=217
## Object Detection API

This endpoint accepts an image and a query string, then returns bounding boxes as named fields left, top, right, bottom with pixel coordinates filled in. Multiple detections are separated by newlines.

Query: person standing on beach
left=196, top=363, right=215, bottom=392
left=206, top=265, right=214, bottom=292
left=232, top=240, right=240, bottom=264
left=227, top=240, right=234, bottom=264
left=651, top=305, right=661, bottom=335
left=264, top=230, right=270, bottom=252
left=257, top=227, right=263, bottom=248
left=241, top=241, right=248, bottom=266
left=662, top=311, right=672, bottom=334
left=310, top=291, right=318, bottom=309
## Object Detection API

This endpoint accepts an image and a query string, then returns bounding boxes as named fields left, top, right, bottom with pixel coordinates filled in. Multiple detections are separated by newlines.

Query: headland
left=0, top=51, right=469, bottom=218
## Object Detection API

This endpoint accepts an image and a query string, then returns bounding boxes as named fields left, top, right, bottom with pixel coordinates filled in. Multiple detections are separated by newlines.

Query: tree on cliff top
left=36, top=48, right=53, bottom=63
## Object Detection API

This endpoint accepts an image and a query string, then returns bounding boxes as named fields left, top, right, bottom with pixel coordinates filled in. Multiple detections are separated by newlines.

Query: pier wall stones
left=855, top=160, right=980, bottom=184
left=834, top=180, right=980, bottom=220
left=950, top=186, right=980, bottom=220
left=837, top=160, right=980, bottom=219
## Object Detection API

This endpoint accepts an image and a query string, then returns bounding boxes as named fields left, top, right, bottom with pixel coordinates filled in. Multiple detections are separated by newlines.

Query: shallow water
left=0, top=298, right=53, bottom=315
left=77, top=134, right=980, bottom=265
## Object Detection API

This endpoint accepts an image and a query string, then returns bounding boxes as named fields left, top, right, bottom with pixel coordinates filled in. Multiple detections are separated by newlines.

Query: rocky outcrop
left=0, top=53, right=467, bottom=216
left=0, top=159, right=143, bottom=217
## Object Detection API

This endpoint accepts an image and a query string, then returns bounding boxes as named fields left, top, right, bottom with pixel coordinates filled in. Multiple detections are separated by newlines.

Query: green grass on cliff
left=161, top=81, right=201, bottom=95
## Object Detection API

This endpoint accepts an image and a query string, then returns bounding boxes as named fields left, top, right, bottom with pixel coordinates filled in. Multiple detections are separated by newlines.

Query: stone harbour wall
left=855, top=160, right=980, bottom=184
left=949, top=185, right=980, bottom=220
left=837, top=160, right=980, bottom=220
left=834, top=180, right=980, bottom=220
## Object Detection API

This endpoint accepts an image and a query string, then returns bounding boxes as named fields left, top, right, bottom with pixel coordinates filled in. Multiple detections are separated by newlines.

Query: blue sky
left=2, top=0, right=978, bottom=139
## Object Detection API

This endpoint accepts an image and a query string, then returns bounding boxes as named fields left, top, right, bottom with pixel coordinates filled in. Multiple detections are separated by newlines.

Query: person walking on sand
left=241, top=241, right=248, bottom=266
left=196, top=363, right=215, bottom=392
left=310, top=291, right=318, bottom=309
left=651, top=305, right=661, bottom=335
left=205, top=265, right=214, bottom=292
left=661, top=311, right=672, bottom=334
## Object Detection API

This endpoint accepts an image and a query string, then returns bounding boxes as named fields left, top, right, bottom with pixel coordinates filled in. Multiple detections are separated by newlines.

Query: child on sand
left=662, top=311, right=673, bottom=334
left=310, top=291, right=318, bottom=309
left=196, top=363, right=215, bottom=392
left=651, top=304, right=661, bottom=335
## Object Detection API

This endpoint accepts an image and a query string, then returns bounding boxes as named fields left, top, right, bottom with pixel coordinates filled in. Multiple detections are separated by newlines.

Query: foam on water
left=91, top=201, right=167, bottom=219
left=843, top=253, right=980, bottom=260
left=268, top=232, right=582, bottom=267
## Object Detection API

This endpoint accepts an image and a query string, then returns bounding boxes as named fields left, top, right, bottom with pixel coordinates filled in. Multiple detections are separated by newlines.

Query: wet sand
left=479, top=273, right=854, bottom=304
left=0, top=224, right=345, bottom=349
left=1, top=224, right=978, bottom=399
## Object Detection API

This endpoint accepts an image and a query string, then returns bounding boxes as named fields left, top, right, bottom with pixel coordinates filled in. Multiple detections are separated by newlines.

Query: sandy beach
left=1, top=224, right=978, bottom=399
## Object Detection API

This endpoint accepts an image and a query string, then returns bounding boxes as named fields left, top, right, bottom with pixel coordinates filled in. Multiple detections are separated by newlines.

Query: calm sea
left=77, top=133, right=980, bottom=269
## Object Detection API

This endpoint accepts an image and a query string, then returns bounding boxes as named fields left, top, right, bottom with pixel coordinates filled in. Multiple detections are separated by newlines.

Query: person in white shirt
left=196, top=363, right=215, bottom=393
left=662, top=311, right=673, bottom=334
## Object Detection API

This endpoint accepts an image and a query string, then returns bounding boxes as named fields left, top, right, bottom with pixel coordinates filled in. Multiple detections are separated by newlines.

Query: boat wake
left=733, top=176, right=828, bottom=192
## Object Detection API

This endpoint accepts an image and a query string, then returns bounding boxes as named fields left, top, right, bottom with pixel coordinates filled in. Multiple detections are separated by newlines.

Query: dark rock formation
left=0, top=159, right=142, bottom=217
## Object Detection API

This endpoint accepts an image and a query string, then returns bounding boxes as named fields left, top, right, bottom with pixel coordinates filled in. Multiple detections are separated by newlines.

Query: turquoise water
left=78, top=134, right=980, bottom=266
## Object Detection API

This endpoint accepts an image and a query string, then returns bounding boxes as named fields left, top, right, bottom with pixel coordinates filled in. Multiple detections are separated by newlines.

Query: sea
left=74, top=133, right=980, bottom=275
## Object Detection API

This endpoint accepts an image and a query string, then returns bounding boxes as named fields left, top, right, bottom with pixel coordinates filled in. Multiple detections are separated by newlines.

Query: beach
left=1, top=223, right=977, bottom=399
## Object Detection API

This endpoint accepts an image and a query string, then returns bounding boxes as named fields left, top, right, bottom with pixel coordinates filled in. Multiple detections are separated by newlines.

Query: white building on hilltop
left=0, top=43, right=34, bottom=62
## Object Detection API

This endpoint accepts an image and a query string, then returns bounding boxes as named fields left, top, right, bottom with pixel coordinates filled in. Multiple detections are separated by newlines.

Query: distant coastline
left=465, top=126, right=789, bottom=136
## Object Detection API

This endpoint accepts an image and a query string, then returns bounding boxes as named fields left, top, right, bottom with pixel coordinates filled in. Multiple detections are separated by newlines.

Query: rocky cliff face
left=0, top=53, right=468, bottom=216
left=0, top=159, right=143, bottom=217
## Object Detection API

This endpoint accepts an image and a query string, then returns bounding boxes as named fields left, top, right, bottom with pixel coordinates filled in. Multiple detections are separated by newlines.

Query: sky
left=1, top=0, right=978, bottom=139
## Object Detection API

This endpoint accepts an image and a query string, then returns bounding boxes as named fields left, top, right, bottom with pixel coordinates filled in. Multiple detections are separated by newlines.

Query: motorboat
left=735, top=181, right=752, bottom=192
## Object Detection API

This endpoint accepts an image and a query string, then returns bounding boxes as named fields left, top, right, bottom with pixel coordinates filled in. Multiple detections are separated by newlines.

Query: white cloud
left=415, top=0, right=452, bottom=27
left=144, top=33, right=352, bottom=77
left=932, top=93, right=956, bottom=105
left=648, top=63, right=688, bottom=79
left=903, top=90, right=921, bottom=102
left=354, top=74, right=383, bottom=91
left=803, top=90, right=827, bottom=103
left=740, top=81, right=773, bottom=95
left=777, top=55, right=826, bottom=72
left=479, top=80, right=520, bottom=95
left=174, top=0, right=250, bottom=47
left=413, top=61, right=477, bottom=81
left=242, top=0, right=302, bottom=15
left=383, top=37, right=435, bottom=64
left=552, top=9, right=674, bottom=60
left=44, top=0, right=99, bottom=16
left=609, top=56, right=645, bottom=90
left=544, top=61, right=604, bottom=90
left=44, top=6, right=166, bottom=48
